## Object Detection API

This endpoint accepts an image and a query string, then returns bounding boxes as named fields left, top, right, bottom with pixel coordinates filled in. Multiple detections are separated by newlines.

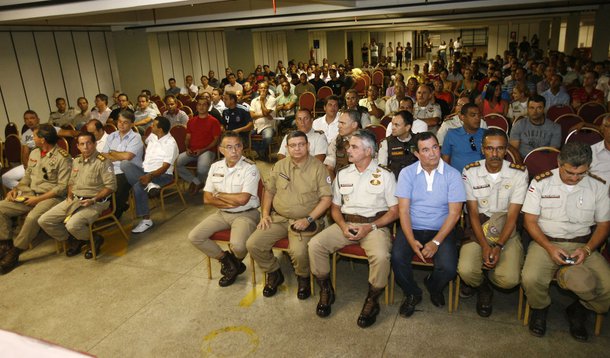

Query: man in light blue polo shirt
left=101, top=110, right=144, bottom=218
left=392, top=132, right=466, bottom=318
left=441, top=103, right=485, bottom=173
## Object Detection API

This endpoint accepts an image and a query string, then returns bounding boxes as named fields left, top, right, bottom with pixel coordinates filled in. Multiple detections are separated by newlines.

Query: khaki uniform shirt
left=522, top=168, right=610, bottom=239
left=323, top=135, right=351, bottom=169
left=204, top=156, right=261, bottom=213
left=49, top=108, right=76, bottom=126
left=17, top=146, right=72, bottom=197
left=267, top=155, right=332, bottom=219
left=70, top=151, right=117, bottom=197
left=463, top=160, right=528, bottom=217
left=333, top=160, right=398, bottom=217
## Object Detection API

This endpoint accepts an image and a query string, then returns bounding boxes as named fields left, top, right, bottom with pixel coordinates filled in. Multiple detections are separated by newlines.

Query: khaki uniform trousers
left=38, top=199, right=109, bottom=242
left=0, top=198, right=61, bottom=250
left=522, top=241, right=610, bottom=313
left=246, top=213, right=322, bottom=277
left=188, top=209, right=259, bottom=260
left=308, top=223, right=392, bottom=288
left=457, top=232, right=524, bottom=289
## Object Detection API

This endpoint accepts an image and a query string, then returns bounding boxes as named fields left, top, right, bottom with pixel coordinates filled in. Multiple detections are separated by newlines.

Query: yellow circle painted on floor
left=201, top=325, right=259, bottom=357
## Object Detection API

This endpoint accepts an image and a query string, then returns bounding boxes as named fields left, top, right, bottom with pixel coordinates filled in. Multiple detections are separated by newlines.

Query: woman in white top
left=386, top=42, right=394, bottom=64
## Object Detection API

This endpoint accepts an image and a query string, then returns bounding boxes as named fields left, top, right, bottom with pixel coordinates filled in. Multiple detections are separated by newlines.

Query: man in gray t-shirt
left=509, top=95, right=561, bottom=158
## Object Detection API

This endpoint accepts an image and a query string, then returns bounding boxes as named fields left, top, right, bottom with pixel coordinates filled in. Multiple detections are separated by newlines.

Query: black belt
left=344, top=211, right=387, bottom=224
left=224, top=208, right=257, bottom=214
left=548, top=235, right=590, bottom=244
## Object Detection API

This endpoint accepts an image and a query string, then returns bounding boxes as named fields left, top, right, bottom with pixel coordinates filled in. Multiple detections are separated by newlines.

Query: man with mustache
left=458, top=128, right=528, bottom=317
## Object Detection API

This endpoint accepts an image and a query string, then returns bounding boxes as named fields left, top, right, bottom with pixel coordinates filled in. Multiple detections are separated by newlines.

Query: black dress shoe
left=476, top=281, right=493, bottom=317
left=84, top=235, right=104, bottom=259
left=263, top=269, right=284, bottom=297
left=316, top=277, right=335, bottom=317
left=297, top=275, right=311, bottom=300
left=460, top=283, right=475, bottom=299
left=529, top=306, right=549, bottom=337
left=357, top=285, right=384, bottom=328
left=424, top=275, right=445, bottom=307
left=399, top=294, right=422, bottom=318
left=566, top=301, right=589, bottom=342
left=218, top=252, right=246, bottom=287
left=66, top=238, right=86, bottom=257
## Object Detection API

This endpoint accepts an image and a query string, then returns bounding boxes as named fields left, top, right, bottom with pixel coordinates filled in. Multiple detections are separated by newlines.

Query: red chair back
left=565, top=128, right=604, bottom=145
left=593, top=114, right=607, bottom=127
left=143, top=126, right=153, bottom=141
left=354, top=77, right=366, bottom=96
left=365, top=124, right=387, bottom=145
left=177, top=94, right=192, bottom=104
left=483, top=114, right=509, bottom=133
left=5, top=122, right=19, bottom=137
left=298, top=92, right=316, bottom=114
left=104, top=123, right=117, bottom=134
left=504, top=145, right=522, bottom=164
left=56, top=137, right=69, bottom=152
left=317, top=86, right=333, bottom=101
left=554, top=113, right=584, bottom=144
left=182, top=106, right=194, bottom=117
left=65, top=136, right=80, bottom=157
left=380, top=115, right=392, bottom=128
left=546, top=104, right=574, bottom=122
left=523, top=147, right=560, bottom=180
left=362, top=74, right=371, bottom=89
left=577, top=102, right=606, bottom=123
left=169, top=125, right=187, bottom=153
left=4, top=134, right=21, bottom=164
left=372, top=71, right=384, bottom=87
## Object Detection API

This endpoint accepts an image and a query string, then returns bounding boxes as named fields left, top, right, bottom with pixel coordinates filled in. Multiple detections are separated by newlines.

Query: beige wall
left=226, top=29, right=255, bottom=75
left=112, top=30, right=156, bottom=101
left=326, top=30, right=346, bottom=65
left=286, top=30, right=309, bottom=64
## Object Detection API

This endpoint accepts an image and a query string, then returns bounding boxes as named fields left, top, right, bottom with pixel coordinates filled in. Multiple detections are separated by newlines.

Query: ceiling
left=0, top=0, right=604, bottom=32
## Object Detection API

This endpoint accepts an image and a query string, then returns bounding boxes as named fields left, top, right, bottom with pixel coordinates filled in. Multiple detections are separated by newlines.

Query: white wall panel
left=0, top=32, right=28, bottom=125
left=168, top=32, right=184, bottom=83
left=72, top=32, right=99, bottom=100
left=90, top=32, right=114, bottom=96
left=55, top=32, right=84, bottom=107
left=12, top=32, right=49, bottom=118
left=0, top=86, right=8, bottom=133
left=105, top=32, right=120, bottom=93
left=309, top=31, right=327, bottom=64
left=157, top=33, right=173, bottom=83
left=179, top=32, right=194, bottom=79
left=197, top=32, right=211, bottom=78
left=34, top=32, right=67, bottom=107
left=214, top=31, right=227, bottom=75
left=206, top=32, right=219, bottom=76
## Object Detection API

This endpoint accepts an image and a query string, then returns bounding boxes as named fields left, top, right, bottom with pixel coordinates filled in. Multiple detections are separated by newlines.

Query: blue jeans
left=251, top=127, right=274, bottom=159
left=391, top=227, right=457, bottom=296
left=176, top=151, right=215, bottom=186
left=120, top=161, right=173, bottom=217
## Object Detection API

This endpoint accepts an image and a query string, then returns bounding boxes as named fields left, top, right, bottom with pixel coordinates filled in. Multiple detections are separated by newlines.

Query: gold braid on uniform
left=534, top=171, right=553, bottom=181
left=57, top=148, right=69, bottom=157
left=378, top=164, right=392, bottom=173
left=588, top=172, right=606, bottom=184
left=463, top=161, right=481, bottom=170
left=314, top=130, right=325, bottom=135
left=509, top=163, right=526, bottom=171
left=96, top=154, right=106, bottom=161
left=243, top=158, right=255, bottom=165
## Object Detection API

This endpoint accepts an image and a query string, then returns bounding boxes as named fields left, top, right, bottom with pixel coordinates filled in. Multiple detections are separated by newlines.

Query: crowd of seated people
left=1, top=44, right=610, bottom=341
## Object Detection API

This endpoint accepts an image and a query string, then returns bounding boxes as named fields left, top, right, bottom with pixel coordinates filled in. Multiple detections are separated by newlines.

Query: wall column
left=591, top=4, right=610, bottom=62
left=564, top=12, right=580, bottom=53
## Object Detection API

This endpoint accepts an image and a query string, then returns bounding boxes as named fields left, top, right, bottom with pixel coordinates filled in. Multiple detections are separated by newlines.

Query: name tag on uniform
left=340, top=183, right=353, bottom=187
left=473, top=184, right=490, bottom=190
left=541, top=195, right=560, bottom=199
left=279, top=173, right=291, bottom=181
left=212, top=173, right=224, bottom=177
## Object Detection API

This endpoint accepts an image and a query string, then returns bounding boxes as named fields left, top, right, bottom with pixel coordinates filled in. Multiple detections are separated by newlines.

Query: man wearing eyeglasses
left=277, top=109, right=327, bottom=162
left=441, top=103, right=485, bottom=173
left=0, top=125, right=72, bottom=274
left=188, top=131, right=260, bottom=287
left=458, top=128, right=528, bottom=317
left=521, top=142, right=610, bottom=342
left=247, top=131, right=332, bottom=300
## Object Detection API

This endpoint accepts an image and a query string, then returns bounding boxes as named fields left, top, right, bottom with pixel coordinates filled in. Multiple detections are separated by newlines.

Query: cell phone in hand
left=560, top=254, right=575, bottom=264
left=349, top=228, right=358, bottom=236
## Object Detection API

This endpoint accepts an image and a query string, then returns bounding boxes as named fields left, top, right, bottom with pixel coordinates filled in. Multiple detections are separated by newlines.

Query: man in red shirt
left=571, top=70, right=605, bottom=110
left=176, top=97, right=222, bottom=195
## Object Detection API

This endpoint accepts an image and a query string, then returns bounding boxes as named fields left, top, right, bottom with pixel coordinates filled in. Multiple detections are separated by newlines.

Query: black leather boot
left=218, top=251, right=246, bottom=287
left=0, top=246, right=23, bottom=275
left=529, top=306, right=549, bottom=337
left=476, top=278, right=494, bottom=317
left=0, top=240, right=14, bottom=260
left=262, top=269, right=284, bottom=297
left=566, top=301, right=589, bottom=342
left=357, top=284, right=384, bottom=328
left=297, top=275, right=311, bottom=300
left=315, top=277, right=335, bottom=317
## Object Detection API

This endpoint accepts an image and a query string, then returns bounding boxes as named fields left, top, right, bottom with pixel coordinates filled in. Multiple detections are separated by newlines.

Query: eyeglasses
left=42, top=167, right=48, bottom=180
left=222, top=144, right=243, bottom=152
left=469, top=136, right=477, bottom=152
left=287, top=142, right=307, bottom=149
left=561, top=166, right=588, bottom=178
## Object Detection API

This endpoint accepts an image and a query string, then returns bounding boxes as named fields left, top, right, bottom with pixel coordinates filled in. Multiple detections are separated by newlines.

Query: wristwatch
left=306, top=216, right=314, bottom=224
left=371, top=223, right=378, bottom=231
left=432, top=239, right=441, bottom=246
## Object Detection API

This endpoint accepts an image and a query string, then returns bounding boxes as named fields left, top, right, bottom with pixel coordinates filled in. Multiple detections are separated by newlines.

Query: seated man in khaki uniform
left=38, top=132, right=117, bottom=259
left=521, top=142, right=610, bottom=342
left=188, top=131, right=261, bottom=287
left=458, top=128, right=528, bottom=317
left=309, top=130, right=398, bottom=328
left=246, top=131, right=332, bottom=299
left=0, top=125, right=72, bottom=274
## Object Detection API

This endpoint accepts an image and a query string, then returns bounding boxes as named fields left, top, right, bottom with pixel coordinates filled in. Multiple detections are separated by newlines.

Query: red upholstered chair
left=317, top=86, right=333, bottom=101
left=103, top=123, right=117, bottom=134
left=364, top=124, right=387, bottom=146
left=332, top=243, right=393, bottom=305
left=546, top=104, right=574, bottom=122
left=554, top=113, right=584, bottom=144
left=483, top=114, right=509, bottom=133
left=86, top=193, right=130, bottom=260
left=372, top=70, right=384, bottom=88
left=362, top=74, right=371, bottom=89
left=157, top=165, right=187, bottom=219
left=380, top=115, right=392, bottom=129
left=577, top=101, right=606, bottom=124
left=504, top=145, right=522, bottom=164
left=5, top=122, right=19, bottom=137
left=177, top=94, right=192, bottom=105
left=354, top=77, right=366, bottom=97
left=169, top=124, right=187, bottom=153
left=3, top=134, right=22, bottom=167
left=298, top=92, right=316, bottom=115
left=523, top=147, right=560, bottom=180
left=565, top=127, right=604, bottom=145
left=593, top=114, right=607, bottom=127
left=56, top=137, right=69, bottom=152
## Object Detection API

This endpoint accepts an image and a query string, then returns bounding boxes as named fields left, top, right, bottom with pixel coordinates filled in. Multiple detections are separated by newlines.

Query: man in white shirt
left=122, top=117, right=178, bottom=233
left=85, top=119, right=108, bottom=152
left=278, top=109, right=327, bottom=162
left=212, top=88, right=227, bottom=114
left=88, top=93, right=112, bottom=124
left=359, top=85, right=386, bottom=125
left=437, top=97, right=487, bottom=146
left=249, top=82, right=277, bottom=161
left=413, top=85, right=442, bottom=133
left=313, top=95, right=340, bottom=143
left=590, top=115, right=610, bottom=185
left=180, top=75, right=198, bottom=97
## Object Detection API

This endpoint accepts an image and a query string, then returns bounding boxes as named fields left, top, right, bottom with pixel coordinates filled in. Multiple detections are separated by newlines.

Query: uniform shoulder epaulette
left=534, top=171, right=553, bottom=181
left=243, top=158, right=255, bottom=165
left=378, top=164, right=393, bottom=173
left=314, top=130, right=325, bottom=135
left=96, top=153, right=106, bottom=161
left=588, top=172, right=606, bottom=184
left=57, top=147, right=69, bottom=158
left=509, top=163, right=526, bottom=171
left=464, top=161, right=481, bottom=170
left=337, top=164, right=350, bottom=172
